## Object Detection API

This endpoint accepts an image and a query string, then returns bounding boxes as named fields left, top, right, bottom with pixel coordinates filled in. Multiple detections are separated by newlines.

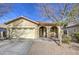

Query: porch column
left=1, top=31, right=4, bottom=39
left=6, top=28, right=9, bottom=38
left=35, top=26, right=39, bottom=39
left=9, top=28, right=12, bottom=39
left=57, top=26, right=62, bottom=45
left=46, top=26, right=51, bottom=38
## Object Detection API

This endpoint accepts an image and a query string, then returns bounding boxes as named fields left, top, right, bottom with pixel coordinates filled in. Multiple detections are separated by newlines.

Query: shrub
left=75, top=32, right=79, bottom=42
left=62, top=35, right=72, bottom=44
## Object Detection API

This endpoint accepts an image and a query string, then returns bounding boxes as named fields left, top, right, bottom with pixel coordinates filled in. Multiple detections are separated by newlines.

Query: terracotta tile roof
left=37, top=22, right=53, bottom=26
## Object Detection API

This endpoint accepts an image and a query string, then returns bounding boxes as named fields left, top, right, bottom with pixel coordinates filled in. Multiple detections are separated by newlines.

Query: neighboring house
left=66, top=21, right=79, bottom=36
left=0, top=16, right=62, bottom=39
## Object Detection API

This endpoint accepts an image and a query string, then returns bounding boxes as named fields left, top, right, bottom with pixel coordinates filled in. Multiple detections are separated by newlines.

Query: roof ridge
left=5, top=16, right=39, bottom=25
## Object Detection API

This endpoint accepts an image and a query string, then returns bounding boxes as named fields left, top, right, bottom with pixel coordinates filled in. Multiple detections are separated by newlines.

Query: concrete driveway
left=28, top=39, right=79, bottom=55
left=0, top=39, right=33, bottom=55
left=0, top=38, right=79, bottom=55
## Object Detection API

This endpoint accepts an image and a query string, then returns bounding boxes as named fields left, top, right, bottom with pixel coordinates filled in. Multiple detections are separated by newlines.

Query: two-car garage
left=11, top=27, right=36, bottom=39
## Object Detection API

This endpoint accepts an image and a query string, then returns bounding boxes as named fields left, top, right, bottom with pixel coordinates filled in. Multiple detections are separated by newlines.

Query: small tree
left=37, top=4, right=73, bottom=45
left=37, top=4, right=71, bottom=23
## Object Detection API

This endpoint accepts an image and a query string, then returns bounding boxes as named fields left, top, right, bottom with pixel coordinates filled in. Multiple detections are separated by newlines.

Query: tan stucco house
left=0, top=16, right=62, bottom=40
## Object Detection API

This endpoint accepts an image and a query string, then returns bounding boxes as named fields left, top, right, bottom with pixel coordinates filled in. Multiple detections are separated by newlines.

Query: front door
left=39, top=27, right=47, bottom=37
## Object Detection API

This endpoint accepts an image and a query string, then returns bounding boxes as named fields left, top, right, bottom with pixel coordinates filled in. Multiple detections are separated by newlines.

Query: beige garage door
left=15, top=28, right=36, bottom=39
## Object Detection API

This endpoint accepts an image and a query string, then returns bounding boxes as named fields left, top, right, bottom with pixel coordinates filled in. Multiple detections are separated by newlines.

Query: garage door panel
left=14, top=28, right=35, bottom=39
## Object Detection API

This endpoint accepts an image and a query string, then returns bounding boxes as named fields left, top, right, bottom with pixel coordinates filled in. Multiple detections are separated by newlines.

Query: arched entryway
left=50, top=26, right=58, bottom=37
left=0, top=28, right=7, bottom=39
left=39, top=26, right=47, bottom=37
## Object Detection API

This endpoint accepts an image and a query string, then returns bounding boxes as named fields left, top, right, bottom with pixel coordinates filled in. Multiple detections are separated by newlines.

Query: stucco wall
left=7, top=18, right=37, bottom=27
left=7, top=18, right=38, bottom=39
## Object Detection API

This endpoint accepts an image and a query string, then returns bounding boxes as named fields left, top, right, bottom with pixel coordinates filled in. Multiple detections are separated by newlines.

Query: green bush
left=75, top=32, right=79, bottom=42
left=62, top=35, right=72, bottom=44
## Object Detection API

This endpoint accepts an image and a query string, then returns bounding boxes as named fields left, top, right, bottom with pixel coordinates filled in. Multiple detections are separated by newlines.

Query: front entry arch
left=39, top=26, right=47, bottom=37
left=50, top=26, right=58, bottom=37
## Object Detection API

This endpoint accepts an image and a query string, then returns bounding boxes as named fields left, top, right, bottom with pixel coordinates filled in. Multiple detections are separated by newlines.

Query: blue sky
left=0, top=3, right=72, bottom=24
